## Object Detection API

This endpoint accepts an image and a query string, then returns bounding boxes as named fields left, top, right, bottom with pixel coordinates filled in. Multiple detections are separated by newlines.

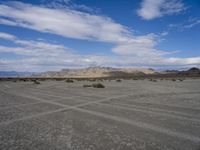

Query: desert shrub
left=66, top=79, right=74, bottom=83
left=116, top=79, right=122, bottom=82
left=83, top=83, right=105, bottom=88
left=92, top=83, right=105, bottom=88
left=178, top=78, right=184, bottom=82
left=33, top=80, right=40, bottom=84
left=83, top=84, right=92, bottom=88
left=149, top=78, right=157, bottom=82
left=171, top=78, right=176, bottom=81
left=132, top=78, right=138, bottom=80
left=21, top=79, right=26, bottom=82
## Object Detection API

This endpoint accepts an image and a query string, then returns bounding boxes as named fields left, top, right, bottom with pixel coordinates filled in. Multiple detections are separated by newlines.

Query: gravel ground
left=0, top=79, right=200, bottom=150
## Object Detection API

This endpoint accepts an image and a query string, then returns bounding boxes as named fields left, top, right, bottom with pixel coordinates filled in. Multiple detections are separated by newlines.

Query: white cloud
left=0, top=2, right=199, bottom=71
left=0, top=32, right=17, bottom=40
left=0, top=1, right=166, bottom=57
left=137, top=0, right=186, bottom=20
left=0, top=2, right=130, bottom=43
left=0, top=32, right=199, bottom=72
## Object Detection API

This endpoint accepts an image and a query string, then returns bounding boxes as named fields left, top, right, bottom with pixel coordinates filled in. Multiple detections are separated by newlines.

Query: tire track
left=0, top=90, right=200, bottom=144
left=97, top=102, right=200, bottom=123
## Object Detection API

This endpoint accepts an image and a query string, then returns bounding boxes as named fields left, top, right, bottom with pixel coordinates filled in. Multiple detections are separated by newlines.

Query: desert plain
left=0, top=78, right=200, bottom=150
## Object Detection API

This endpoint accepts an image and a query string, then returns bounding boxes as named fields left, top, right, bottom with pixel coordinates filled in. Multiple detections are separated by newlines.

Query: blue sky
left=0, top=0, right=200, bottom=72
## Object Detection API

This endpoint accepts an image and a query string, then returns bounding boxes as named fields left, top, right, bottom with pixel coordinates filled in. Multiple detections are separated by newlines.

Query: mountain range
left=0, top=71, right=35, bottom=77
left=37, top=67, right=156, bottom=78
left=1, top=67, right=200, bottom=78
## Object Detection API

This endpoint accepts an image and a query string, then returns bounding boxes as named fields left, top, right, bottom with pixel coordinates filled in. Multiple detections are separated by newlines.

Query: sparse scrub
left=83, top=84, right=92, bottom=88
left=66, top=79, right=74, bottom=83
left=171, top=78, right=176, bottom=81
left=149, top=78, right=157, bottom=82
left=92, top=83, right=105, bottom=88
left=83, top=83, right=105, bottom=88
left=33, top=80, right=40, bottom=84
left=116, top=79, right=122, bottom=82
left=178, top=78, right=184, bottom=82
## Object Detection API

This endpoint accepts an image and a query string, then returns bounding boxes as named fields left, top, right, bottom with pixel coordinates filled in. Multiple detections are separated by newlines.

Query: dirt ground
left=0, top=79, right=200, bottom=150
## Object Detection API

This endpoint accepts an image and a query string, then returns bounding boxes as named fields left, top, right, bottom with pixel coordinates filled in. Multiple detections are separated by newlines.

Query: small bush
left=116, top=79, right=122, bottom=82
left=66, top=79, right=74, bottom=83
left=83, top=84, right=92, bottom=88
left=171, top=78, right=176, bottom=81
left=149, top=79, right=157, bottom=82
left=83, top=83, right=105, bottom=88
left=33, top=80, right=40, bottom=84
left=92, top=83, right=105, bottom=88
left=178, top=78, right=184, bottom=82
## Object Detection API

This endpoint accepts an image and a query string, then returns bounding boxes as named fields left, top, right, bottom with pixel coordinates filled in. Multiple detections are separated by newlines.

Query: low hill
left=177, top=67, right=200, bottom=76
left=37, top=67, right=157, bottom=78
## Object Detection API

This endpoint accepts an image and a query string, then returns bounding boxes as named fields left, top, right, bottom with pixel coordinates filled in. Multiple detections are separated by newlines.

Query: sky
left=0, top=0, right=200, bottom=72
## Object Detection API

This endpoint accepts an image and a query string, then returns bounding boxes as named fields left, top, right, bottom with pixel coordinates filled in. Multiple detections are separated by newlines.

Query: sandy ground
left=0, top=79, right=200, bottom=150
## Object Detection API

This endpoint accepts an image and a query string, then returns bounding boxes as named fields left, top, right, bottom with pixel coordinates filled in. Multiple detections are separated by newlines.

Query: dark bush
left=92, top=83, right=105, bottom=88
left=33, top=80, right=40, bottom=84
left=66, top=79, right=74, bottom=83
left=116, top=79, right=122, bottom=82
left=149, top=78, right=157, bottom=82
left=178, top=78, right=184, bottom=82
left=83, top=83, right=105, bottom=88
left=83, top=84, right=92, bottom=88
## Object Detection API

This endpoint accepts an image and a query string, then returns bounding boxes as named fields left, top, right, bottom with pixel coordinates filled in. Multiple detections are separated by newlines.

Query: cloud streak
left=0, top=32, right=17, bottom=40
left=137, top=0, right=186, bottom=20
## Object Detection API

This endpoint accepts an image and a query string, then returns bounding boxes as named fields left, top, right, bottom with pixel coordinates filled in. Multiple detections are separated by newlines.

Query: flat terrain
left=0, top=79, right=200, bottom=150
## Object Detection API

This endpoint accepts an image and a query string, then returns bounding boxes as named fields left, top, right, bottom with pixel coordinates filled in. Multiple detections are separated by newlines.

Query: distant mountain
left=187, top=67, right=200, bottom=72
left=177, top=67, right=200, bottom=76
left=2, top=67, right=199, bottom=78
left=0, top=71, right=35, bottom=77
left=37, top=67, right=157, bottom=78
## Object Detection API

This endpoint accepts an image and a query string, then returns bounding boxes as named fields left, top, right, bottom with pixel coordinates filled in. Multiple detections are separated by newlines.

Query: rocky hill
left=177, top=67, right=200, bottom=76
left=38, top=67, right=157, bottom=78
